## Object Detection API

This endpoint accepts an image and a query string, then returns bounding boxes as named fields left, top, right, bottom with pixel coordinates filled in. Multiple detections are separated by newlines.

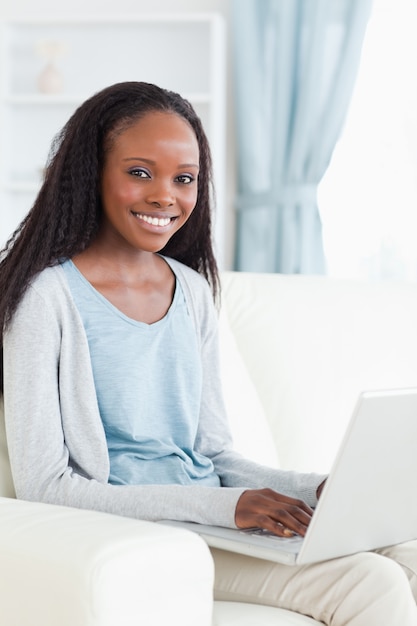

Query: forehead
left=108, top=111, right=199, bottom=159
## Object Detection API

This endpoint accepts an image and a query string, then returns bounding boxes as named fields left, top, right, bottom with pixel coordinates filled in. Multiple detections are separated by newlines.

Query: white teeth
left=135, top=213, right=171, bottom=227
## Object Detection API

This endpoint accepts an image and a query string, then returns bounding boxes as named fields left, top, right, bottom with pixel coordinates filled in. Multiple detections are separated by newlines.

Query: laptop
left=160, top=388, right=417, bottom=565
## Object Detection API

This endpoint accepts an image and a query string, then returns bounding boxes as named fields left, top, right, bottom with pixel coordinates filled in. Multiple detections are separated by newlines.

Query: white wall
left=0, top=0, right=236, bottom=268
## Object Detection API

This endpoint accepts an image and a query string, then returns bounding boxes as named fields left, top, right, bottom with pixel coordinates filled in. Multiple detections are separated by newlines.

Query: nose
left=145, top=178, right=175, bottom=208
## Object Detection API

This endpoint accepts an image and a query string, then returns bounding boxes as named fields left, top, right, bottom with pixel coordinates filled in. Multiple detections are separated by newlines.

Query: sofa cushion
left=213, top=601, right=321, bottom=625
left=218, top=307, right=279, bottom=468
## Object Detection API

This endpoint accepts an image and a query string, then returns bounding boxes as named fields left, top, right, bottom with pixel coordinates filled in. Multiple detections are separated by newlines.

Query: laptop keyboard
left=239, top=528, right=302, bottom=543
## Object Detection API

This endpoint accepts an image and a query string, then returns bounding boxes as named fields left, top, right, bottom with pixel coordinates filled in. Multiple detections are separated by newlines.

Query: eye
left=129, top=168, right=150, bottom=179
left=176, top=174, right=195, bottom=185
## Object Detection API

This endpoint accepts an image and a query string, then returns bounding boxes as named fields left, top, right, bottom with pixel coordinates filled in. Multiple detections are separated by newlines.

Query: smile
left=132, top=212, right=174, bottom=227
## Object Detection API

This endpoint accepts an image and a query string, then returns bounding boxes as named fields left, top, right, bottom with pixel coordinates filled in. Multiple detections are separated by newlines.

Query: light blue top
left=62, top=259, right=220, bottom=488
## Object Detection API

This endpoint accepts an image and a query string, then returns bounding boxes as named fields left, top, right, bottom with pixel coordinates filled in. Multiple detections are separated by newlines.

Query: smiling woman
left=1, top=78, right=325, bottom=538
left=1, top=81, right=417, bottom=626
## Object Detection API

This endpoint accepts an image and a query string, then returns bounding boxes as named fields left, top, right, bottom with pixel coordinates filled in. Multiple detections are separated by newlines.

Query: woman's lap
left=211, top=540, right=417, bottom=625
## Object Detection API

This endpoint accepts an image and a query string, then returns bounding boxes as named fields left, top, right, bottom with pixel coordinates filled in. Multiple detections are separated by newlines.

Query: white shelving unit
left=0, top=15, right=227, bottom=263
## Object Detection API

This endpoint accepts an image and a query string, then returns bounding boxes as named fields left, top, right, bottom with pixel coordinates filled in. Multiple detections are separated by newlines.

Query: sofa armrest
left=0, top=497, right=214, bottom=626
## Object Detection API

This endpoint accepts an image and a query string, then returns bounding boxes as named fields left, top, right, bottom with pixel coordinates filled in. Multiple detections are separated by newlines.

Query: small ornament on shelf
left=35, top=40, right=68, bottom=94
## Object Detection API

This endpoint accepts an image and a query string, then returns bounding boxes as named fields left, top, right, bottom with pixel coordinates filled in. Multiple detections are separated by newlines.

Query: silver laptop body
left=160, top=389, right=417, bottom=565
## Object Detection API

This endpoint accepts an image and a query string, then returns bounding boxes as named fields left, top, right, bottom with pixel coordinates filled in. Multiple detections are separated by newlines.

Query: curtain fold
left=232, top=0, right=373, bottom=273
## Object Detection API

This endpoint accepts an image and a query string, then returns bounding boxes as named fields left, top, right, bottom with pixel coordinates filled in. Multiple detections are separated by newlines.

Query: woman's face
left=99, top=111, right=200, bottom=255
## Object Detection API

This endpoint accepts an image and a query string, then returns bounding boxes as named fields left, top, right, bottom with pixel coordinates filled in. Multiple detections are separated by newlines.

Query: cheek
left=183, top=187, right=198, bottom=214
left=118, top=185, right=140, bottom=204
left=102, top=178, right=139, bottom=208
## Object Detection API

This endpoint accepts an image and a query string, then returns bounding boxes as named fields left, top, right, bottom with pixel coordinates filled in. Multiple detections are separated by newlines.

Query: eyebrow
left=123, top=157, right=199, bottom=168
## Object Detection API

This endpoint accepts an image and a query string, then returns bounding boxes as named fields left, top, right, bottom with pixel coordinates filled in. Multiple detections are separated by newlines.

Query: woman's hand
left=235, top=488, right=314, bottom=537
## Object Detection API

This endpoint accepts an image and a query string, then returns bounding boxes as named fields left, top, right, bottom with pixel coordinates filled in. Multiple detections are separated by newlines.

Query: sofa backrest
left=220, top=271, right=417, bottom=474
left=217, top=308, right=280, bottom=468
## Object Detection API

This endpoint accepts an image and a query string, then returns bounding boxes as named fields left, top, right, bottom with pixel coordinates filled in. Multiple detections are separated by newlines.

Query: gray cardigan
left=3, top=258, right=323, bottom=528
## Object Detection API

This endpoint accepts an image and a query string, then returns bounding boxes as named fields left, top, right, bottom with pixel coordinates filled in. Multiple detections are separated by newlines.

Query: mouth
left=131, top=212, right=177, bottom=228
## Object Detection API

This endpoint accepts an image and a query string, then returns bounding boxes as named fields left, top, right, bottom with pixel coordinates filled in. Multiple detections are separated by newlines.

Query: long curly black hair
left=0, top=81, right=219, bottom=392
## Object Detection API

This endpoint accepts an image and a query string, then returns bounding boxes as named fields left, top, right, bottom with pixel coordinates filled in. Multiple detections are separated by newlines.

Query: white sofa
left=2, top=270, right=417, bottom=625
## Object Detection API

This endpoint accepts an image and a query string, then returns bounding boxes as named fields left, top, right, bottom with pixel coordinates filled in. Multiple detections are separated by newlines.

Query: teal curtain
left=232, top=0, right=372, bottom=273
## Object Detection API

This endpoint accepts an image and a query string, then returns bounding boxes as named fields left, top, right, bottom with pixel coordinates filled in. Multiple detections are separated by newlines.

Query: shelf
left=4, top=92, right=213, bottom=106
left=4, top=94, right=85, bottom=105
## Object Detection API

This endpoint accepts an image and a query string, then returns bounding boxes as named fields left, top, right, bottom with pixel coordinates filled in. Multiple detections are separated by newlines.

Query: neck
left=73, top=239, right=165, bottom=285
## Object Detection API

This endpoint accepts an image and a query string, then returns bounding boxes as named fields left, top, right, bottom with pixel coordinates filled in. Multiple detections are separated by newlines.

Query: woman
left=1, top=82, right=416, bottom=624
